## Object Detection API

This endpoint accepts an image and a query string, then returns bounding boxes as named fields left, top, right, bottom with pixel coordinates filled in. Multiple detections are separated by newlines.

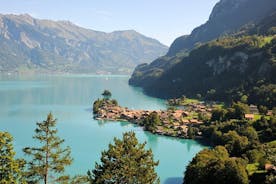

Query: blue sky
left=0, top=0, right=220, bottom=46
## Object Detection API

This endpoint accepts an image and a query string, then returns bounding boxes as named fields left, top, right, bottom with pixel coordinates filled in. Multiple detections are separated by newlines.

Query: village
left=93, top=92, right=267, bottom=139
left=93, top=94, right=216, bottom=138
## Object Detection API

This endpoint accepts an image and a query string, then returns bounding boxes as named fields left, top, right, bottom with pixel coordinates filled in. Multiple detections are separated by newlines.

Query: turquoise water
left=0, top=74, right=205, bottom=184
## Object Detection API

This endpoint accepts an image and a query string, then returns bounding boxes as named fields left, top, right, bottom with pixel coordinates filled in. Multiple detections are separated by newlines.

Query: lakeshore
left=93, top=98, right=213, bottom=138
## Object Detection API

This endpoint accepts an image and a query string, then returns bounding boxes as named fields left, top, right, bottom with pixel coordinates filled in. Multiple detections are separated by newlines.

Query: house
left=190, top=119, right=199, bottom=124
left=249, top=105, right=259, bottom=114
left=172, top=110, right=184, bottom=119
left=182, top=119, right=190, bottom=124
left=267, top=110, right=273, bottom=116
left=182, top=111, right=189, bottom=117
left=173, top=122, right=180, bottom=127
left=245, top=114, right=254, bottom=120
left=265, top=164, right=276, bottom=171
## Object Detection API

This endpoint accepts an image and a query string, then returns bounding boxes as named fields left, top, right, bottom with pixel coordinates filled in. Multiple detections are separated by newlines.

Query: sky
left=0, top=0, right=220, bottom=46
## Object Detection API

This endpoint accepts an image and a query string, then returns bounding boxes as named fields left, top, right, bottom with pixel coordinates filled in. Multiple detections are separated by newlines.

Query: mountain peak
left=0, top=13, right=168, bottom=74
left=209, top=0, right=249, bottom=20
left=167, top=0, right=276, bottom=56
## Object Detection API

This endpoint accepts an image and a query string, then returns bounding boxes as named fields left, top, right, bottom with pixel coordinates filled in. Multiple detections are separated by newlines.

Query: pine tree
left=101, top=90, right=112, bottom=100
left=0, top=132, right=26, bottom=184
left=88, top=131, right=159, bottom=184
left=23, top=113, right=73, bottom=184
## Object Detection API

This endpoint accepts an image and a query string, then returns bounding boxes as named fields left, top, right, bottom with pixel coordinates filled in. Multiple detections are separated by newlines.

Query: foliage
left=194, top=103, right=276, bottom=184
left=101, top=90, right=112, bottom=100
left=133, top=34, right=276, bottom=108
left=93, top=98, right=118, bottom=114
left=88, top=132, right=159, bottom=184
left=0, top=132, right=26, bottom=184
left=211, top=102, right=249, bottom=122
left=184, top=146, right=248, bottom=184
left=198, top=112, right=210, bottom=122
left=211, top=108, right=227, bottom=122
left=265, top=173, right=276, bottom=184
left=187, top=127, right=198, bottom=139
left=222, top=131, right=249, bottom=156
left=259, top=105, right=268, bottom=115
left=23, top=113, right=73, bottom=184
left=253, top=116, right=276, bottom=142
left=93, top=99, right=104, bottom=114
left=142, top=112, right=161, bottom=132
left=130, top=1, right=276, bottom=91
left=70, top=175, right=89, bottom=184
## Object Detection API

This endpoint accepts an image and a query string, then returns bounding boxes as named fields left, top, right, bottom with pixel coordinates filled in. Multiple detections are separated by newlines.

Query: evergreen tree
left=88, top=131, right=159, bottom=184
left=23, top=113, right=73, bottom=184
left=142, top=112, right=161, bottom=132
left=101, top=90, right=112, bottom=100
left=0, top=132, right=26, bottom=184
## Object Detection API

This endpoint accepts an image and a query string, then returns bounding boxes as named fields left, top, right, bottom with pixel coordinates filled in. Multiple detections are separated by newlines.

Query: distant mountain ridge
left=129, top=0, right=276, bottom=86
left=0, top=14, right=168, bottom=74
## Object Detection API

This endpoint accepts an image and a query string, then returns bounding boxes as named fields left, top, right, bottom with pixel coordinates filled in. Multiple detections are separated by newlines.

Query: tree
left=0, top=132, right=26, bottom=184
left=93, top=99, right=104, bottom=113
left=240, top=95, right=248, bottom=104
left=101, top=90, right=112, bottom=100
left=184, top=146, right=248, bottom=184
left=142, top=112, right=161, bottom=132
left=272, top=107, right=276, bottom=117
left=231, top=102, right=249, bottom=120
left=187, top=127, right=198, bottom=139
left=23, top=113, right=73, bottom=184
left=211, top=108, right=227, bottom=122
left=196, top=93, right=202, bottom=99
left=258, top=105, right=268, bottom=115
left=206, top=89, right=216, bottom=100
left=222, top=131, right=249, bottom=156
left=88, top=132, right=159, bottom=184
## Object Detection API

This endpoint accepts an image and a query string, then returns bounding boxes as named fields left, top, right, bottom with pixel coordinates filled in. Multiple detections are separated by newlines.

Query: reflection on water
left=0, top=74, right=205, bottom=183
left=164, top=177, right=183, bottom=184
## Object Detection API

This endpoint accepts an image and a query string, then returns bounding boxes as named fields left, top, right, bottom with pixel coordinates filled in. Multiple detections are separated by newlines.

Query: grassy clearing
left=254, top=114, right=262, bottom=121
left=267, top=140, right=276, bottom=147
left=246, top=163, right=266, bottom=176
left=179, top=98, right=200, bottom=105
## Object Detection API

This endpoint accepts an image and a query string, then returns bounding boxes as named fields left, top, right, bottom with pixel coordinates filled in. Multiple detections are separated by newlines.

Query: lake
left=0, top=74, right=205, bottom=184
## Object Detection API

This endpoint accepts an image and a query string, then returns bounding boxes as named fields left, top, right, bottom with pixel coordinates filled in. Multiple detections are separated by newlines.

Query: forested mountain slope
left=129, top=0, right=276, bottom=88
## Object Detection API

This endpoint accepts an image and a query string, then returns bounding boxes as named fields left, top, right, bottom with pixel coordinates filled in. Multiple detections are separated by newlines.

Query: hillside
left=129, top=0, right=276, bottom=87
left=0, top=14, right=168, bottom=74
left=131, top=13, right=276, bottom=108
left=146, top=34, right=276, bottom=107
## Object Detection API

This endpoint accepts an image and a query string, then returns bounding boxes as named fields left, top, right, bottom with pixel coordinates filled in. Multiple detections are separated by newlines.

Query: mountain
left=0, top=14, right=168, bottom=74
left=129, top=0, right=276, bottom=87
left=168, top=0, right=276, bottom=56
left=147, top=33, right=276, bottom=106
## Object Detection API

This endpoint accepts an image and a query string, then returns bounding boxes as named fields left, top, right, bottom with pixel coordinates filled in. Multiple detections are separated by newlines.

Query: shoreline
left=93, top=99, right=208, bottom=139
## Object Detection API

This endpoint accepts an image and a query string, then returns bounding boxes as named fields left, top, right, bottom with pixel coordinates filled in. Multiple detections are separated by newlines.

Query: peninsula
left=92, top=92, right=216, bottom=138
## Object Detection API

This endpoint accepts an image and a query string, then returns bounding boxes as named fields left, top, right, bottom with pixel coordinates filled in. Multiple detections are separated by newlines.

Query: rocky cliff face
left=0, top=14, right=168, bottom=74
left=129, top=0, right=276, bottom=87
left=168, top=0, right=276, bottom=56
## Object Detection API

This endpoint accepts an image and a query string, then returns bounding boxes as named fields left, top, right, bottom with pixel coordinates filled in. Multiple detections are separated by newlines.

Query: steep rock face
left=0, top=14, right=168, bottom=74
left=168, top=0, right=276, bottom=56
left=129, top=0, right=276, bottom=86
